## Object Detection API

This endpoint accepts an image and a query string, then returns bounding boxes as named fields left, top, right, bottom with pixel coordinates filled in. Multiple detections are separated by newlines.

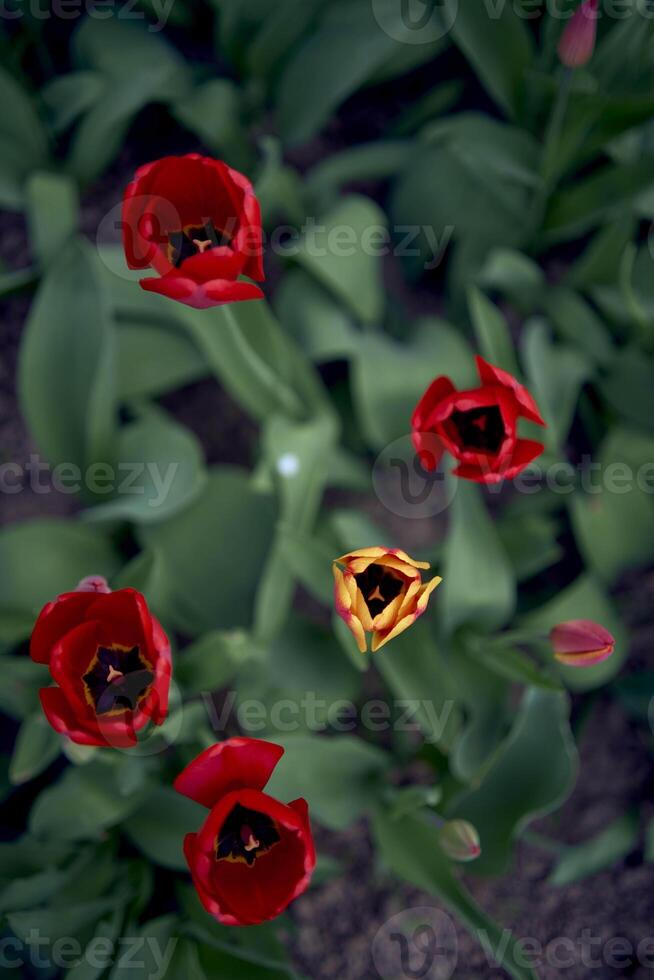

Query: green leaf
left=543, top=287, right=613, bottom=367
left=68, top=18, right=191, bottom=183
left=274, top=269, right=358, bottom=363
left=294, top=195, right=386, bottom=324
left=520, top=573, right=628, bottom=691
left=266, top=733, right=390, bottom=830
left=0, top=656, right=48, bottom=719
left=26, top=172, right=79, bottom=267
left=352, top=318, right=475, bottom=448
left=372, top=807, right=539, bottom=980
left=448, top=689, right=578, bottom=875
left=176, top=630, right=253, bottom=696
left=30, top=763, right=146, bottom=842
left=82, top=408, right=207, bottom=525
left=0, top=520, right=120, bottom=624
left=521, top=319, right=592, bottom=451
left=467, top=643, right=562, bottom=693
left=18, top=238, right=116, bottom=477
left=124, top=788, right=206, bottom=871
left=116, top=321, right=207, bottom=400
left=442, top=0, right=533, bottom=117
left=440, top=480, right=516, bottom=635
left=0, top=64, right=49, bottom=208
left=9, top=712, right=61, bottom=785
left=41, top=70, right=106, bottom=133
left=276, top=0, right=398, bottom=145
left=305, top=141, right=413, bottom=209
left=467, top=285, right=520, bottom=376
left=548, top=813, right=639, bottom=887
left=599, top=346, right=654, bottom=432
left=172, top=79, right=252, bottom=173
left=8, top=899, right=119, bottom=946
left=255, top=413, right=336, bottom=640
left=138, top=468, right=276, bottom=635
left=374, top=620, right=460, bottom=751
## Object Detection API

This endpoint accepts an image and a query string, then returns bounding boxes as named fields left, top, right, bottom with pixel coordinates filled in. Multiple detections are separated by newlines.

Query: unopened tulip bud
left=76, top=575, right=111, bottom=593
left=550, top=619, right=615, bottom=667
left=439, top=820, right=481, bottom=862
left=558, top=0, right=599, bottom=69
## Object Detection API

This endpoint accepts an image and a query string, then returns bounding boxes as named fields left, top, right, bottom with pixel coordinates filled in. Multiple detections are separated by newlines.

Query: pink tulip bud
left=550, top=619, right=615, bottom=667
left=75, top=575, right=111, bottom=594
left=558, top=0, right=599, bottom=68
left=439, top=820, right=481, bottom=862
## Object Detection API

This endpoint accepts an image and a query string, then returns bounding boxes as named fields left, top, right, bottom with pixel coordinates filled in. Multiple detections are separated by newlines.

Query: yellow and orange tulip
left=333, top=547, right=442, bottom=654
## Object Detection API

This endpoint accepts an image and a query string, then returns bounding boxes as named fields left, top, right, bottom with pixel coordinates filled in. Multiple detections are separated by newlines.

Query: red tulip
left=30, top=582, right=171, bottom=748
left=558, top=0, right=599, bottom=68
left=412, top=356, right=546, bottom=484
left=122, top=154, right=264, bottom=309
left=550, top=619, right=615, bottom=667
left=175, top=738, right=315, bottom=926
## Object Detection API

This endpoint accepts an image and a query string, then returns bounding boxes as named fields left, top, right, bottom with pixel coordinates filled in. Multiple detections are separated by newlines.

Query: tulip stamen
left=83, top=645, right=154, bottom=717
left=192, top=238, right=213, bottom=254
left=217, top=804, right=280, bottom=866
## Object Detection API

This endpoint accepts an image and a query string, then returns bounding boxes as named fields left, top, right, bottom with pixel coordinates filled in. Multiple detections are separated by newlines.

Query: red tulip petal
left=475, top=356, right=545, bottom=425
left=140, top=274, right=263, bottom=309
left=174, top=738, right=285, bottom=809
left=412, top=376, right=457, bottom=431
left=30, top=592, right=98, bottom=665
left=501, top=439, right=545, bottom=480
left=39, top=687, right=107, bottom=746
left=177, top=246, right=245, bottom=284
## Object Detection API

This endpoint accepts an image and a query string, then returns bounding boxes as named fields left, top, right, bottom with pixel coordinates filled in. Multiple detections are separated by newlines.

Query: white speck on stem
left=277, top=453, right=300, bottom=478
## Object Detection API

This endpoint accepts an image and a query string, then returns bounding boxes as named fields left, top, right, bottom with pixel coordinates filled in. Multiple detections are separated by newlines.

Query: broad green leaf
left=448, top=689, right=578, bottom=875
left=274, top=269, right=358, bottom=363
left=266, top=733, right=390, bottom=830
left=41, top=70, right=106, bottom=133
left=116, top=321, right=207, bottom=399
left=9, top=713, right=61, bottom=785
left=255, top=413, right=336, bottom=640
left=374, top=620, right=460, bottom=751
left=294, top=195, right=386, bottom=324
left=138, top=468, right=276, bottom=635
left=305, top=141, right=413, bottom=209
left=176, top=630, right=253, bottom=696
left=498, top=512, right=563, bottom=582
left=467, top=643, right=562, bottom=693
left=18, top=238, right=116, bottom=478
left=82, top=409, right=207, bottom=525
left=124, top=788, right=206, bottom=871
left=26, top=172, right=79, bottom=267
left=8, top=899, right=119, bottom=946
left=0, top=656, right=48, bottom=720
left=352, top=318, right=475, bottom=448
left=30, top=763, right=147, bottom=841
left=467, top=285, right=520, bottom=376
left=521, top=319, right=592, bottom=450
left=372, top=807, right=539, bottom=980
left=172, top=79, right=252, bottom=173
left=441, top=480, right=516, bottom=635
left=442, top=0, right=533, bottom=117
left=543, top=287, right=613, bottom=367
left=0, top=65, right=49, bottom=208
left=548, top=813, right=639, bottom=887
left=599, top=346, right=654, bottom=433
left=276, top=0, right=398, bottom=145
left=0, top=520, right=120, bottom=622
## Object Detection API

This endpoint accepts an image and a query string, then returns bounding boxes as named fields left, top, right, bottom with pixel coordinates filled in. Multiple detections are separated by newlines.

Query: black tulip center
left=217, top=804, right=280, bottom=866
left=355, top=564, right=404, bottom=618
left=450, top=406, right=505, bottom=454
left=167, top=220, right=232, bottom=267
left=83, top=645, right=153, bottom=716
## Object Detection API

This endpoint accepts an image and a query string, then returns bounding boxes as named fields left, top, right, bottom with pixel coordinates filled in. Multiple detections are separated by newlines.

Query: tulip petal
left=173, top=738, right=284, bottom=809
left=475, top=356, right=546, bottom=426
